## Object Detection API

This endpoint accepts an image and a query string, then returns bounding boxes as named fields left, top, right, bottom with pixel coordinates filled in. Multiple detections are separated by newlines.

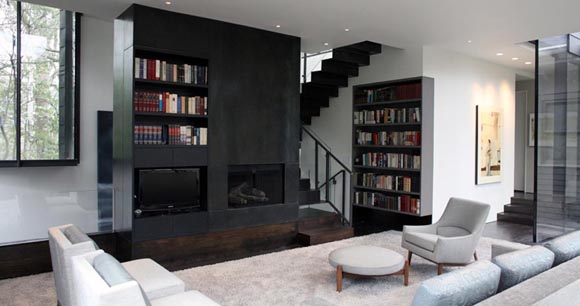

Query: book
left=134, top=57, right=208, bottom=85
left=134, top=90, right=208, bottom=115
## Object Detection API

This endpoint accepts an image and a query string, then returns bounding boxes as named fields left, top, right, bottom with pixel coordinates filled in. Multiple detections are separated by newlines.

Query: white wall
left=0, top=16, right=113, bottom=244
left=516, top=80, right=535, bottom=193
left=423, top=47, right=516, bottom=222
left=301, top=46, right=423, bottom=216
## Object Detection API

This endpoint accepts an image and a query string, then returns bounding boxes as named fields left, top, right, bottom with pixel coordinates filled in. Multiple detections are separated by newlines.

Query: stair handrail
left=301, top=126, right=351, bottom=226
left=302, top=126, right=351, bottom=174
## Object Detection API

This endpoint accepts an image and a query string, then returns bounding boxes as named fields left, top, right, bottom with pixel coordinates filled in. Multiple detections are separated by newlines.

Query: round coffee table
left=328, top=245, right=409, bottom=292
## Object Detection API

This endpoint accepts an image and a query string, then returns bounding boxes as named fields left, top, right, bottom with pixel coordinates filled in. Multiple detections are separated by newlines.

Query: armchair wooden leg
left=474, top=251, right=478, bottom=261
left=407, top=251, right=413, bottom=265
left=403, top=260, right=409, bottom=286
left=437, top=264, right=443, bottom=275
left=336, top=265, right=343, bottom=292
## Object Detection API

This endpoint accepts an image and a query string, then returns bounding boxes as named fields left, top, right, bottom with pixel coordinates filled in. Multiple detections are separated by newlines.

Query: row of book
left=354, top=173, right=418, bottom=193
left=355, top=153, right=421, bottom=169
left=355, top=131, right=421, bottom=146
left=134, top=91, right=208, bottom=115
left=353, top=107, right=421, bottom=125
left=134, top=124, right=207, bottom=146
left=354, top=192, right=421, bottom=215
left=134, top=57, right=208, bottom=85
left=355, top=83, right=422, bottom=104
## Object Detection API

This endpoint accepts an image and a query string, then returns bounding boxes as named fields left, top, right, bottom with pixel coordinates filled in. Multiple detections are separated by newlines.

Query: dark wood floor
left=483, top=221, right=534, bottom=245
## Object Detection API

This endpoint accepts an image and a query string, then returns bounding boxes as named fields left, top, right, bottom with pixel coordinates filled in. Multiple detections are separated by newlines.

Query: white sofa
left=72, top=250, right=220, bottom=306
left=48, top=224, right=185, bottom=306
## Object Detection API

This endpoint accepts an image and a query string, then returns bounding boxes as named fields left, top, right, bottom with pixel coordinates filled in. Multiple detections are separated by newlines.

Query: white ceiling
left=25, top=0, right=580, bottom=73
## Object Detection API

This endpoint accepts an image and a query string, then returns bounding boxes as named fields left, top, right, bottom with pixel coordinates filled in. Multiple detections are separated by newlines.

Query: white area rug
left=0, top=231, right=506, bottom=306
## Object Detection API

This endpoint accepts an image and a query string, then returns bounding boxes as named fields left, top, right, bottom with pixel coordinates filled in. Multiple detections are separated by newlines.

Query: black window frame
left=0, top=2, right=81, bottom=168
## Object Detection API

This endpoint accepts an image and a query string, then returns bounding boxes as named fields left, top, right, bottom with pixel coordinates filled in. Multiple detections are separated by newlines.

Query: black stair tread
left=343, top=41, right=382, bottom=55
left=301, top=116, right=312, bottom=125
left=301, top=95, right=329, bottom=108
left=498, top=212, right=533, bottom=219
left=311, top=71, right=348, bottom=87
left=302, top=83, right=339, bottom=98
left=299, top=178, right=311, bottom=191
left=332, top=47, right=370, bottom=66
left=299, top=189, right=321, bottom=205
left=321, top=59, right=359, bottom=77
left=301, top=108, right=320, bottom=117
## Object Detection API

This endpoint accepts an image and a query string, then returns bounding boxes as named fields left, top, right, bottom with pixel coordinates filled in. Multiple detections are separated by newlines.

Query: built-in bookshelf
left=132, top=48, right=209, bottom=151
left=351, top=77, right=432, bottom=219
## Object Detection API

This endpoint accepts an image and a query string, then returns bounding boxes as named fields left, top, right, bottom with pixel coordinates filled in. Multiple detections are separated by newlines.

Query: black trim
left=74, top=12, right=82, bottom=163
left=15, top=1, right=21, bottom=167
left=533, top=40, right=539, bottom=243
left=475, top=105, right=479, bottom=184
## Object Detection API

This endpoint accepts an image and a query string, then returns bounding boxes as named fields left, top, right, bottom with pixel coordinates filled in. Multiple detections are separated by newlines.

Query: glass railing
left=300, top=50, right=333, bottom=84
left=535, top=33, right=580, bottom=242
left=0, top=187, right=112, bottom=245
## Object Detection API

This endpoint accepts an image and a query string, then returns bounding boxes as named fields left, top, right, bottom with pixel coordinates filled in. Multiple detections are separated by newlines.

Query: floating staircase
left=300, top=41, right=382, bottom=125
left=497, top=192, right=534, bottom=225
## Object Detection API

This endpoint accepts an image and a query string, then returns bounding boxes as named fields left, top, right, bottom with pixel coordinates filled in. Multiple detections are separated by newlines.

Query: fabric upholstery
left=411, top=260, right=501, bottom=306
left=403, top=232, right=438, bottom=252
left=48, top=224, right=98, bottom=306
left=491, top=241, right=529, bottom=258
left=151, top=290, right=221, bottom=306
left=532, top=278, right=580, bottom=306
left=437, top=226, right=470, bottom=237
left=93, top=253, right=135, bottom=286
left=72, top=251, right=220, bottom=306
left=328, top=246, right=405, bottom=275
left=476, top=254, right=580, bottom=306
left=492, top=246, right=554, bottom=292
left=402, top=197, right=490, bottom=265
left=123, top=259, right=185, bottom=300
left=543, top=230, right=580, bottom=266
left=64, top=225, right=93, bottom=244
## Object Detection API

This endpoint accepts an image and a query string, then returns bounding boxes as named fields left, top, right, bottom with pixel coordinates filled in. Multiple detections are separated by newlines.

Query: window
left=0, top=1, right=80, bottom=166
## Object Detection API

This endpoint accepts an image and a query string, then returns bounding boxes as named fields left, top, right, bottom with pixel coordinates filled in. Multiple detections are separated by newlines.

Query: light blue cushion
left=544, top=230, right=580, bottom=266
left=492, top=246, right=554, bottom=292
left=63, top=225, right=92, bottom=244
left=411, top=261, right=501, bottom=306
left=93, top=253, right=152, bottom=306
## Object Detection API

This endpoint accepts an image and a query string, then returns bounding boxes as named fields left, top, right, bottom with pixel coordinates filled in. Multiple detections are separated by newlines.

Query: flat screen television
left=137, top=168, right=200, bottom=212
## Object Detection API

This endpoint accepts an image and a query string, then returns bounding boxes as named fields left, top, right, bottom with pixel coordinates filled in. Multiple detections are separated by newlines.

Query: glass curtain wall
left=535, top=33, right=580, bottom=241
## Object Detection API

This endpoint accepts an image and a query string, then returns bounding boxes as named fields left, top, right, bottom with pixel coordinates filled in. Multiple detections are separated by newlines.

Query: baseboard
left=0, top=233, right=116, bottom=280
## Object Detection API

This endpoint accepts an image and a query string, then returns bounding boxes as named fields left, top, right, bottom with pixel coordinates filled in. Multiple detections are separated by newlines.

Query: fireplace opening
left=228, top=164, right=284, bottom=208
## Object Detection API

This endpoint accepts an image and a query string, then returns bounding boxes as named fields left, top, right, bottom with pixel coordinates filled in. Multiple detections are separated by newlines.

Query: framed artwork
left=476, top=105, right=502, bottom=185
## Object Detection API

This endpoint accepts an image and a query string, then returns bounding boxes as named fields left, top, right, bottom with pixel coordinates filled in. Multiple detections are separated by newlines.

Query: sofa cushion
left=405, top=232, right=438, bottom=251
left=93, top=253, right=152, bottom=306
left=411, top=260, right=501, bottom=306
left=492, top=246, right=554, bottom=292
left=151, top=290, right=220, bottom=306
left=476, top=255, right=580, bottom=306
left=63, top=225, right=92, bottom=244
left=123, top=258, right=185, bottom=300
left=544, top=230, right=580, bottom=266
left=491, top=241, right=529, bottom=259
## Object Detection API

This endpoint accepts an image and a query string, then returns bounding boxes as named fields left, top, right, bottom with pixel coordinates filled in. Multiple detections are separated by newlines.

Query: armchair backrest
left=48, top=224, right=98, bottom=306
left=437, top=197, right=490, bottom=236
left=71, top=250, right=148, bottom=306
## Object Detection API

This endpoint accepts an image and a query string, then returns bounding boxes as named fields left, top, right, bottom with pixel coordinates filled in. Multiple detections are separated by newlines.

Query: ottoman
left=328, top=245, right=409, bottom=292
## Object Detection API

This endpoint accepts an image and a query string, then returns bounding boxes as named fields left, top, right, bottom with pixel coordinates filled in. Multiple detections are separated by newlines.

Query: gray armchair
left=402, top=197, right=490, bottom=274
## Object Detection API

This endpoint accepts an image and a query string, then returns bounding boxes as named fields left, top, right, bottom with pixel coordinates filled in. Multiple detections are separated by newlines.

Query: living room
left=0, top=1, right=579, bottom=305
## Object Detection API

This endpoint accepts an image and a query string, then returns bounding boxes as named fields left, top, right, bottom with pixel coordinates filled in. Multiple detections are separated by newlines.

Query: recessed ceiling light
left=512, top=57, right=519, bottom=61
left=324, top=42, right=329, bottom=46
left=165, top=1, right=171, bottom=4
left=345, top=28, right=350, bottom=32
left=468, top=40, right=473, bottom=43
left=275, top=25, right=281, bottom=28
left=496, top=52, right=504, bottom=56
left=525, top=61, right=532, bottom=65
